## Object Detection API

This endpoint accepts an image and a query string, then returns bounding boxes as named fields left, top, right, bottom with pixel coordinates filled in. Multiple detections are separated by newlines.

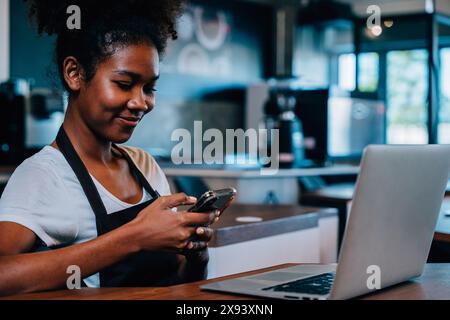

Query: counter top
left=162, top=165, right=360, bottom=178
left=209, top=204, right=337, bottom=247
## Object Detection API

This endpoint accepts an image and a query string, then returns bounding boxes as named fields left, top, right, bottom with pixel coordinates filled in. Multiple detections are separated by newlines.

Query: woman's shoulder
left=13, top=146, right=66, bottom=176
left=4, top=146, right=70, bottom=197
left=116, top=145, right=155, bottom=164
left=116, top=145, right=172, bottom=195
left=2, top=146, right=69, bottom=207
left=115, top=145, right=161, bottom=175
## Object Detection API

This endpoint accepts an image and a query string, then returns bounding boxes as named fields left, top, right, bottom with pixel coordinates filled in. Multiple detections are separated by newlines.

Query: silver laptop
left=201, top=145, right=450, bottom=300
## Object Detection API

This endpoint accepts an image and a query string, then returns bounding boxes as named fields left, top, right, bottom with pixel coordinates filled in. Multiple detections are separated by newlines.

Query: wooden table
left=2, top=263, right=450, bottom=300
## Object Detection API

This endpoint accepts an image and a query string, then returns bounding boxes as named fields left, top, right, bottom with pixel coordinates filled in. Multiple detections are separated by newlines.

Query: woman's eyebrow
left=113, top=70, right=160, bottom=82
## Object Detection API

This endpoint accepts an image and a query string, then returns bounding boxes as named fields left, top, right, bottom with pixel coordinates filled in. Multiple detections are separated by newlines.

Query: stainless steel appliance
left=0, top=79, right=65, bottom=165
left=246, top=82, right=386, bottom=165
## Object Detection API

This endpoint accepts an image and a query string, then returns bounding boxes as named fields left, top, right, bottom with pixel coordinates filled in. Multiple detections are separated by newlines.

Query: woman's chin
left=113, top=134, right=133, bottom=144
left=109, top=129, right=135, bottom=144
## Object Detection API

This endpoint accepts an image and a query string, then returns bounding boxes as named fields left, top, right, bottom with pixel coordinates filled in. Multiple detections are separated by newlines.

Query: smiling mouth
left=116, top=116, right=141, bottom=127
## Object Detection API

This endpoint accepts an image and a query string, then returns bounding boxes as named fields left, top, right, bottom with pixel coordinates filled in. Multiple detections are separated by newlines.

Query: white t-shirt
left=0, top=145, right=172, bottom=287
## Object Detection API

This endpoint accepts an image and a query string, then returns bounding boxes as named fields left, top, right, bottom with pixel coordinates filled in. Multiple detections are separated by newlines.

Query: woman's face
left=75, top=43, right=160, bottom=144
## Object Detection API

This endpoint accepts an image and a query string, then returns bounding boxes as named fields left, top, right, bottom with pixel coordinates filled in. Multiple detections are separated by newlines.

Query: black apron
left=54, top=127, right=181, bottom=287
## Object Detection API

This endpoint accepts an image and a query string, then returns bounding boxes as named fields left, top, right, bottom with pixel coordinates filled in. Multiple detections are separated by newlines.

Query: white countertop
left=162, top=165, right=360, bottom=179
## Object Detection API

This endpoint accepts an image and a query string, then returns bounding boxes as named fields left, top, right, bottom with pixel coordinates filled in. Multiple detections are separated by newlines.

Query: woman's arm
left=0, top=193, right=216, bottom=297
left=0, top=220, right=140, bottom=296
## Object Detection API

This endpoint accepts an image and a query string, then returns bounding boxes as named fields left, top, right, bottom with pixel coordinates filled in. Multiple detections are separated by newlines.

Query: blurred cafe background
left=2, top=0, right=450, bottom=274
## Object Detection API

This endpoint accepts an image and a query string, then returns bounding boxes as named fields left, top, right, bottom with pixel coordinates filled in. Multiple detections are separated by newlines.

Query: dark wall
left=9, top=0, right=273, bottom=153
left=10, top=0, right=56, bottom=88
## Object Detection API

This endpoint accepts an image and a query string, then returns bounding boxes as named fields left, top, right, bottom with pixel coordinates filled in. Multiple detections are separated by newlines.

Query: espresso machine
left=0, top=79, right=65, bottom=165
left=258, top=84, right=306, bottom=169
left=0, top=79, right=28, bottom=165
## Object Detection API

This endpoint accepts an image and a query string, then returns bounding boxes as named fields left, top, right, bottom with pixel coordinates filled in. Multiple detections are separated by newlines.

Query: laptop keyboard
left=262, top=273, right=335, bottom=296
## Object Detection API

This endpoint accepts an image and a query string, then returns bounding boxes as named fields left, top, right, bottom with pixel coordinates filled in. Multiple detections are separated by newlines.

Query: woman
left=0, top=0, right=227, bottom=296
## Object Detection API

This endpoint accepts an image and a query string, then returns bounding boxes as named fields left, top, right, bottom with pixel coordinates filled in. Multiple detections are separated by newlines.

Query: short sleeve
left=0, top=161, right=79, bottom=247
left=117, top=145, right=173, bottom=196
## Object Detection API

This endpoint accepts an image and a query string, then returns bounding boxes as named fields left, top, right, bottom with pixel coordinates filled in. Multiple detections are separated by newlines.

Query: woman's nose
left=128, top=88, right=151, bottom=112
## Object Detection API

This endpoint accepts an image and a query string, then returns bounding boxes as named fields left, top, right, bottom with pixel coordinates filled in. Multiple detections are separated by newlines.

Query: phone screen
left=188, top=188, right=236, bottom=213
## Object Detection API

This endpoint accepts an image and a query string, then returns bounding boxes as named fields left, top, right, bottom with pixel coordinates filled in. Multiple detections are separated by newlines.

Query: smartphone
left=188, top=188, right=237, bottom=215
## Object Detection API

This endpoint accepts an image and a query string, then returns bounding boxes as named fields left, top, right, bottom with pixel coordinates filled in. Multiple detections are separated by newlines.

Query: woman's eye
left=144, top=86, right=157, bottom=95
left=115, top=81, right=132, bottom=91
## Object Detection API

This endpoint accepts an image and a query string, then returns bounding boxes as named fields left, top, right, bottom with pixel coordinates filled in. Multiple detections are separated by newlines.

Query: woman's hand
left=125, top=193, right=217, bottom=253
left=182, top=195, right=236, bottom=264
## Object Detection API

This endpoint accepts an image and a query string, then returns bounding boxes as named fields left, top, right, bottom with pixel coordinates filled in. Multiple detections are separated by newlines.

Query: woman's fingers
left=187, top=241, right=208, bottom=251
left=180, top=227, right=213, bottom=253
left=182, top=212, right=216, bottom=226
left=157, top=193, right=197, bottom=209
left=195, top=227, right=214, bottom=241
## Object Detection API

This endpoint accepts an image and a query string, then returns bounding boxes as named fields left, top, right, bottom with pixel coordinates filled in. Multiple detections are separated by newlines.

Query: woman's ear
left=62, top=56, right=84, bottom=91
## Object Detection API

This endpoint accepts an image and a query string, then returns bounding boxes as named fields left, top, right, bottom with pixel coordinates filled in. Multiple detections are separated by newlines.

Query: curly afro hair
left=24, top=0, right=185, bottom=91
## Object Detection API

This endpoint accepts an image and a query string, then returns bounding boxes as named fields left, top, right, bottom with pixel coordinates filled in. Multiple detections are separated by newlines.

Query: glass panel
left=386, top=49, right=428, bottom=144
left=439, top=48, right=450, bottom=143
left=358, top=52, right=379, bottom=92
left=338, top=53, right=356, bottom=91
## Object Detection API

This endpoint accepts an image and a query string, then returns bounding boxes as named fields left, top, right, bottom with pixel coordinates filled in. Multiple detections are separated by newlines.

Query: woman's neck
left=61, top=104, right=115, bottom=165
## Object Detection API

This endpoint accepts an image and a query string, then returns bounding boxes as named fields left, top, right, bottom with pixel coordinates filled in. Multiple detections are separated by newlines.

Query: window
left=439, top=48, right=450, bottom=143
left=338, top=52, right=379, bottom=92
left=338, top=53, right=356, bottom=91
left=338, top=50, right=428, bottom=144
left=358, top=52, right=379, bottom=92
left=386, top=49, right=428, bottom=144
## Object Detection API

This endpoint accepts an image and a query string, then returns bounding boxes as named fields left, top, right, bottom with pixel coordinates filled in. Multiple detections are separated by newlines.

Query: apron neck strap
left=112, top=145, right=160, bottom=199
left=55, top=126, right=160, bottom=223
left=56, top=126, right=109, bottom=219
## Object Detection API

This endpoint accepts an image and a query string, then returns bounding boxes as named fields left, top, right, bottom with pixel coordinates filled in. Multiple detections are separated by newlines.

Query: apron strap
left=56, top=127, right=109, bottom=232
left=112, top=145, right=160, bottom=199
left=55, top=126, right=160, bottom=231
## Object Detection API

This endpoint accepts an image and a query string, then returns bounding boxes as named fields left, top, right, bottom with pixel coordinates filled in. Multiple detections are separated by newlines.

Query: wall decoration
left=194, top=6, right=229, bottom=51
left=166, top=4, right=233, bottom=78
left=177, top=43, right=210, bottom=76
left=177, top=11, right=195, bottom=42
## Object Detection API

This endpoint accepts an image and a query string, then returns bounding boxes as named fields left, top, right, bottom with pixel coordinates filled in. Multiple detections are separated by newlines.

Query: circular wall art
left=194, top=7, right=229, bottom=51
left=177, top=12, right=195, bottom=41
left=177, top=43, right=210, bottom=76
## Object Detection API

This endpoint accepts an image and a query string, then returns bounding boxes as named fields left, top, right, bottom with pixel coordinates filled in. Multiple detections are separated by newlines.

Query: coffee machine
left=0, top=79, right=28, bottom=165
left=254, top=80, right=306, bottom=169
left=247, top=82, right=386, bottom=166
left=0, top=79, right=65, bottom=165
